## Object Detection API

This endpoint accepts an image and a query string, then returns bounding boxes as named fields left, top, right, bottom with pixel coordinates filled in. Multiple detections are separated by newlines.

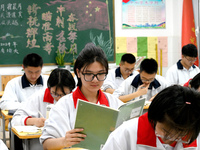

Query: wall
left=0, top=0, right=183, bottom=91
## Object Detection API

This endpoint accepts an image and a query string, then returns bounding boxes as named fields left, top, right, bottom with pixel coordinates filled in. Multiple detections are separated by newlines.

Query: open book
left=73, top=98, right=145, bottom=150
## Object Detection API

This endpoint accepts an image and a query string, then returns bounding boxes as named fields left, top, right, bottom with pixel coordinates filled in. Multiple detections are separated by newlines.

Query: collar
left=115, top=67, right=133, bottom=78
left=72, top=86, right=109, bottom=108
left=21, top=74, right=43, bottom=88
left=43, top=88, right=54, bottom=104
left=131, top=74, right=161, bottom=89
left=177, top=59, right=196, bottom=70
left=137, top=113, right=197, bottom=148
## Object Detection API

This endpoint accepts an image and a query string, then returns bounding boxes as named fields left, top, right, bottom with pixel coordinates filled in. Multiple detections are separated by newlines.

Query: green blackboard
left=0, top=0, right=115, bottom=66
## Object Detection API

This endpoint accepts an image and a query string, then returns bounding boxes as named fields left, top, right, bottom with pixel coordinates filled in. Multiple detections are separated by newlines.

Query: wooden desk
left=1, top=110, right=13, bottom=143
left=12, top=127, right=42, bottom=150
left=61, top=148, right=87, bottom=150
left=0, top=91, right=4, bottom=97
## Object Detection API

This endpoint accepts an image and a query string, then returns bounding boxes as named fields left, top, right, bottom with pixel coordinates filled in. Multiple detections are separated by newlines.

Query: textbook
left=73, top=98, right=146, bottom=150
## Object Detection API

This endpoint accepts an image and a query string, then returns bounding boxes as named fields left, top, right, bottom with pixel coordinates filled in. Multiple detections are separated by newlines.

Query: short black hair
left=190, top=73, right=200, bottom=90
left=140, top=58, right=158, bottom=74
left=23, top=53, right=43, bottom=68
left=182, top=44, right=197, bottom=57
left=120, top=53, right=136, bottom=64
left=148, top=85, right=200, bottom=144
left=47, top=68, right=75, bottom=94
left=74, top=43, right=108, bottom=87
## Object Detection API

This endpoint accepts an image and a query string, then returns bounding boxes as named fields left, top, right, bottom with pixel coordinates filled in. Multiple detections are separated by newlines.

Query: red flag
left=182, top=0, right=199, bottom=66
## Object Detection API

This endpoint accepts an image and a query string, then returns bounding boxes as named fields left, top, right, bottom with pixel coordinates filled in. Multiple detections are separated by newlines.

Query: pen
left=38, top=110, right=44, bottom=118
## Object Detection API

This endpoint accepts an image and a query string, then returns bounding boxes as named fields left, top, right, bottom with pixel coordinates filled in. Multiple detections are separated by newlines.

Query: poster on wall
left=122, top=0, right=166, bottom=29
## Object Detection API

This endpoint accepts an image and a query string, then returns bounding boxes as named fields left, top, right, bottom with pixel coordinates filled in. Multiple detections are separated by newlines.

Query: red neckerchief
left=72, top=86, right=109, bottom=108
left=43, top=88, right=54, bottom=104
left=137, top=113, right=197, bottom=148
left=183, top=78, right=192, bottom=87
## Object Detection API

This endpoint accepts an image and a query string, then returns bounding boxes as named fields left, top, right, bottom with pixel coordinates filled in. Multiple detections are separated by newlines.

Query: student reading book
left=73, top=98, right=145, bottom=150
left=40, top=43, right=123, bottom=150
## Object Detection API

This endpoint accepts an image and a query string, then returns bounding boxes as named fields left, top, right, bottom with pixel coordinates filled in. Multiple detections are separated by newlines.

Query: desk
left=1, top=110, right=13, bottom=143
left=61, top=148, right=87, bottom=150
left=0, top=91, right=3, bottom=97
left=11, top=127, right=42, bottom=150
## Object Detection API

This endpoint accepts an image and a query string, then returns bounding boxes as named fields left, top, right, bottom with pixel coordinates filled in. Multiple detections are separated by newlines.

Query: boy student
left=40, top=43, right=123, bottom=149
left=184, top=72, right=200, bottom=92
left=0, top=53, right=49, bottom=110
left=11, top=68, right=75, bottom=150
left=165, top=43, right=200, bottom=86
left=102, top=53, right=138, bottom=94
left=102, top=85, right=200, bottom=149
left=113, top=58, right=168, bottom=102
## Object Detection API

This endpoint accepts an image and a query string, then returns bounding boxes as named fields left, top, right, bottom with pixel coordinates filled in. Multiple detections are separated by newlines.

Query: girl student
left=102, top=85, right=200, bottom=150
left=40, top=43, right=123, bottom=150
left=11, top=68, right=75, bottom=150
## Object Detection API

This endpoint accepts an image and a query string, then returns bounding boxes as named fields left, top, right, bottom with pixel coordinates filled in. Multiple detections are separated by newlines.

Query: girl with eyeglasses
left=102, top=85, right=200, bottom=150
left=40, top=43, right=123, bottom=150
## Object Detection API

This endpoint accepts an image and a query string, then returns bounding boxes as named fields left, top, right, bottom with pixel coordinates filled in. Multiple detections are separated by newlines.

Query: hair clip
left=186, top=102, right=191, bottom=104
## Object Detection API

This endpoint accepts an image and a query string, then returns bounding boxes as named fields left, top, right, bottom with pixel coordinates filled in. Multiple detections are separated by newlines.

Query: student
left=102, top=85, right=200, bottom=149
left=11, top=68, right=75, bottom=127
left=0, top=53, right=49, bottom=110
left=10, top=68, right=75, bottom=150
left=102, top=53, right=138, bottom=94
left=165, top=44, right=200, bottom=86
left=113, top=58, right=168, bottom=102
left=40, top=43, right=123, bottom=149
left=0, top=139, right=8, bottom=150
left=184, top=72, right=200, bottom=92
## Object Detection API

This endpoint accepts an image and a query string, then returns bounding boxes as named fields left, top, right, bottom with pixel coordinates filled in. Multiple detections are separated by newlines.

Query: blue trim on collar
left=131, top=74, right=161, bottom=89
left=115, top=67, right=133, bottom=77
left=22, top=74, right=43, bottom=89
left=177, top=59, right=196, bottom=69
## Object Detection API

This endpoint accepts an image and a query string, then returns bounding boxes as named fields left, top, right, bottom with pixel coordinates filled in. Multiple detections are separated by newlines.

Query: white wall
left=0, top=0, right=183, bottom=91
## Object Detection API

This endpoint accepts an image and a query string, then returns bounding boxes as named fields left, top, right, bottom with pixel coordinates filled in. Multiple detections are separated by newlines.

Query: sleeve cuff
left=24, top=116, right=32, bottom=126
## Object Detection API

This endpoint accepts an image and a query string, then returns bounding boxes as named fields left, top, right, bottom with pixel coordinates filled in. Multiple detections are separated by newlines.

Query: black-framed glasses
left=125, top=68, right=134, bottom=73
left=81, top=72, right=107, bottom=81
left=184, top=56, right=197, bottom=63
left=50, top=93, right=66, bottom=98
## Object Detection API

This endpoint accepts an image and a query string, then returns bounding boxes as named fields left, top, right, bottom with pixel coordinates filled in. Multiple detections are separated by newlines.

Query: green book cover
left=73, top=98, right=146, bottom=150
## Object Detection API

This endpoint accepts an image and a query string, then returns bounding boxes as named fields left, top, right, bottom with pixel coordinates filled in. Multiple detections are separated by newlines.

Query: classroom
left=1, top=0, right=200, bottom=150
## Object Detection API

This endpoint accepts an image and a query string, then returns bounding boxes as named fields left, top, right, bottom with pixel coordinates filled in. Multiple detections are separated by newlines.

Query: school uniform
left=11, top=88, right=55, bottom=150
left=165, top=60, right=200, bottom=86
left=102, top=67, right=139, bottom=91
left=102, top=113, right=200, bottom=150
left=0, top=74, right=49, bottom=110
left=0, top=139, right=8, bottom=150
left=113, top=74, right=168, bottom=101
left=40, top=86, right=123, bottom=145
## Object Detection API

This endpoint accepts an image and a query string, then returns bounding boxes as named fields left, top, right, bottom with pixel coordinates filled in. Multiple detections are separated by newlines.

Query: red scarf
left=43, top=88, right=54, bottom=104
left=72, top=86, right=109, bottom=108
left=137, top=113, right=197, bottom=148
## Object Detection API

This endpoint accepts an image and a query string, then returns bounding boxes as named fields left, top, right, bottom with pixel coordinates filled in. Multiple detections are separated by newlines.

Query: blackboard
left=0, top=0, right=115, bottom=66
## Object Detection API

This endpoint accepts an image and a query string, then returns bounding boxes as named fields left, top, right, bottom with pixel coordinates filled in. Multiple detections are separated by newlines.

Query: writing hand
left=35, top=118, right=46, bottom=127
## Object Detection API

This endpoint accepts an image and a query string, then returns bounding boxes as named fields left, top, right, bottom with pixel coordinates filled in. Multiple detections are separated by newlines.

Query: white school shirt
left=0, top=139, right=8, bottom=150
left=102, top=67, right=139, bottom=91
left=165, top=59, right=200, bottom=86
left=11, top=88, right=55, bottom=126
left=0, top=74, right=49, bottom=110
left=40, top=92, right=123, bottom=144
left=113, top=74, right=168, bottom=101
left=102, top=113, right=200, bottom=150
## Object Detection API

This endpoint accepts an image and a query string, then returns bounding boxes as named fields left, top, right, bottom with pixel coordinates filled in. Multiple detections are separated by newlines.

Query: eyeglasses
left=141, top=78, right=154, bottom=83
left=125, top=68, right=134, bottom=73
left=185, top=57, right=197, bottom=63
left=81, top=72, right=107, bottom=82
left=51, top=93, right=66, bottom=98
left=155, top=131, right=190, bottom=144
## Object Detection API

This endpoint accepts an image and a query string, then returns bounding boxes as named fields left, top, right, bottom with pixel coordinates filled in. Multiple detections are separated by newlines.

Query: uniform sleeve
left=11, top=91, right=43, bottom=126
left=165, top=66, right=178, bottom=86
left=0, top=79, right=22, bottom=110
left=40, top=97, right=73, bottom=144
left=0, top=139, right=8, bottom=150
left=102, top=70, right=115, bottom=91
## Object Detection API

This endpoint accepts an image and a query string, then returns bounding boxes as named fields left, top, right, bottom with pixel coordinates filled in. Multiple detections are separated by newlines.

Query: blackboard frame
left=0, top=0, right=115, bottom=67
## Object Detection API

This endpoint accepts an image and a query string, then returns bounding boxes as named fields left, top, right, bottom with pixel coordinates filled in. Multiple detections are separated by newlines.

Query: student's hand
left=62, top=128, right=86, bottom=148
left=35, top=118, right=46, bottom=127
left=136, top=84, right=150, bottom=96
